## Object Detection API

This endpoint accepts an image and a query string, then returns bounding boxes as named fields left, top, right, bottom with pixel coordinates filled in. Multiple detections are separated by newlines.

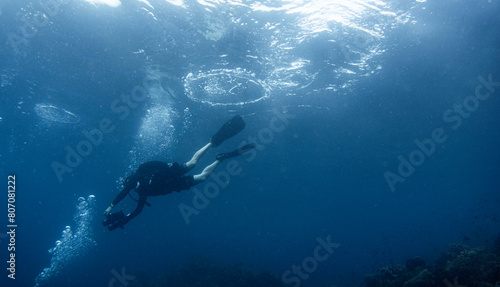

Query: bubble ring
left=34, top=103, right=80, bottom=124
left=183, top=68, right=270, bottom=106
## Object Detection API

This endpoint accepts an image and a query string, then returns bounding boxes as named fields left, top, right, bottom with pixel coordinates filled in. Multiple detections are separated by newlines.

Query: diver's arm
left=104, top=187, right=129, bottom=215
left=104, top=204, right=114, bottom=215
left=112, top=188, right=129, bottom=205
left=104, top=175, right=138, bottom=215
left=123, top=195, right=147, bottom=224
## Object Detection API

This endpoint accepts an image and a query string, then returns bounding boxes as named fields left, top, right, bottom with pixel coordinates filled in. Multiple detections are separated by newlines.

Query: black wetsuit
left=111, top=161, right=197, bottom=224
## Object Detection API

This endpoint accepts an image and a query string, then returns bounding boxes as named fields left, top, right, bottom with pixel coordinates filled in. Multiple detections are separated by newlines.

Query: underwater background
left=0, top=0, right=499, bottom=286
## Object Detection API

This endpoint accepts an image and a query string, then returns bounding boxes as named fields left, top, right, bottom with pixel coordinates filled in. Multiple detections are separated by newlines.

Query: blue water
left=1, top=0, right=499, bottom=286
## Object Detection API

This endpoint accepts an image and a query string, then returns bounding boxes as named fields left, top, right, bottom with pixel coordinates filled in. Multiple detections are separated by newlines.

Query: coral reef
left=128, top=256, right=285, bottom=287
left=365, top=238, right=500, bottom=287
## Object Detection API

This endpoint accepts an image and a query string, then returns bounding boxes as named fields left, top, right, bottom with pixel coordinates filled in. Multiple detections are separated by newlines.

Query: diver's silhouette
left=103, top=115, right=255, bottom=231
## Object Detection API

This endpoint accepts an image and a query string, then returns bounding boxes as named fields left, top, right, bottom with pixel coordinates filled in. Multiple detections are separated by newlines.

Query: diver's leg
left=192, top=160, right=221, bottom=183
left=185, top=143, right=212, bottom=170
left=191, top=143, right=256, bottom=183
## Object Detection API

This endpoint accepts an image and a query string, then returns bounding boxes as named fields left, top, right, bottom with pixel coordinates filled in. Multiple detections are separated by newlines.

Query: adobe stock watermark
left=178, top=108, right=297, bottom=224
left=51, top=65, right=169, bottom=182
left=384, top=74, right=499, bottom=192
left=282, top=235, right=340, bottom=287
left=444, top=277, right=467, bottom=287
left=108, top=267, right=136, bottom=287
left=8, top=0, right=67, bottom=53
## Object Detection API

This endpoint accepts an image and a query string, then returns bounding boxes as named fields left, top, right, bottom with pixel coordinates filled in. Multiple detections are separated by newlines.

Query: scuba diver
left=102, top=115, right=255, bottom=231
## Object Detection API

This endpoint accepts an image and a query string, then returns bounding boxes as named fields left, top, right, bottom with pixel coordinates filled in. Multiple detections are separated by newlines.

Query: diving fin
left=211, top=115, right=245, bottom=147
left=216, top=143, right=256, bottom=161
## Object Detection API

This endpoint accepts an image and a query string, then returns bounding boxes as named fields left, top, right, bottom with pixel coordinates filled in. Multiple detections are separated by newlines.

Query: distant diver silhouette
left=103, top=115, right=255, bottom=231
